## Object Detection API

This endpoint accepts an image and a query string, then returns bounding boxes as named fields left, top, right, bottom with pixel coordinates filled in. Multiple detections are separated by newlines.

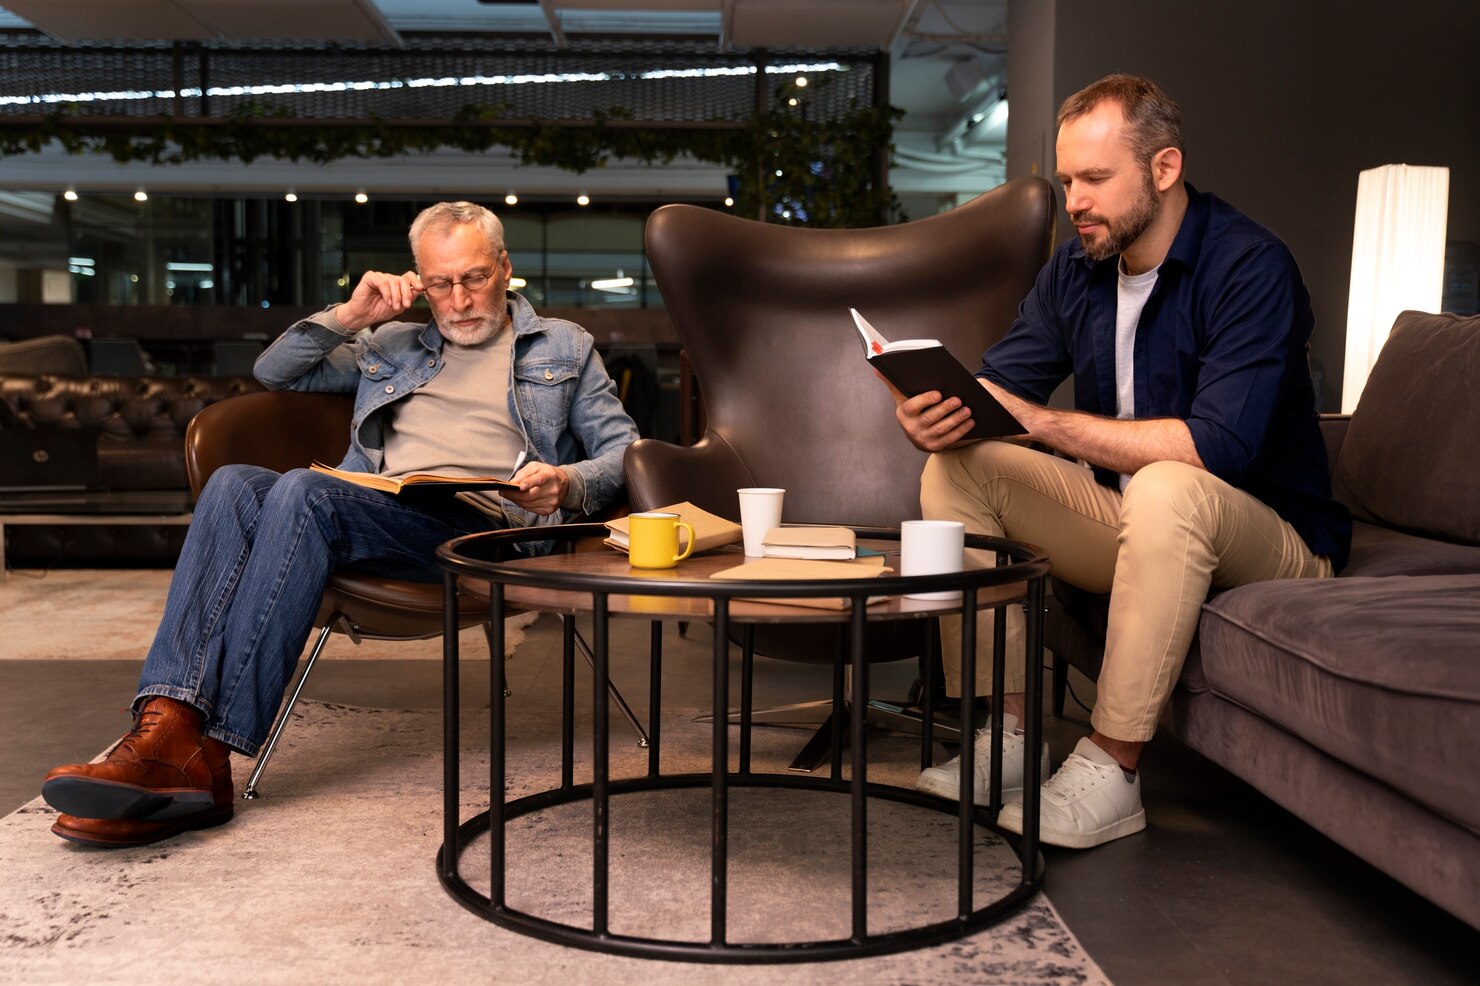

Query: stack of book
left=760, top=525, right=857, bottom=560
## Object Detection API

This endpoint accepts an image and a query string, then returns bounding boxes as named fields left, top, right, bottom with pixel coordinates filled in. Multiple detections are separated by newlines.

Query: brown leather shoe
left=42, top=697, right=226, bottom=820
left=51, top=747, right=234, bottom=848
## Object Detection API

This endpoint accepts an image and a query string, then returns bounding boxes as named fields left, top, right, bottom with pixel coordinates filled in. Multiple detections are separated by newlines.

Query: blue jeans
left=136, top=466, right=498, bottom=755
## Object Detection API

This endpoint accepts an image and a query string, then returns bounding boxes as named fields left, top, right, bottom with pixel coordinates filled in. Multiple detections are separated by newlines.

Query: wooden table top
left=448, top=537, right=1037, bottom=625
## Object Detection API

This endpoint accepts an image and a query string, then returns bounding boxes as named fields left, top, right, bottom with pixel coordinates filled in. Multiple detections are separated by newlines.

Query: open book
left=310, top=462, right=520, bottom=495
left=604, top=501, right=743, bottom=555
left=851, top=308, right=1025, bottom=442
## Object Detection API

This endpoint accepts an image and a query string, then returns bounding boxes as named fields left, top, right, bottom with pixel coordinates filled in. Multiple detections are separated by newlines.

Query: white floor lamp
left=1341, top=164, right=1450, bottom=413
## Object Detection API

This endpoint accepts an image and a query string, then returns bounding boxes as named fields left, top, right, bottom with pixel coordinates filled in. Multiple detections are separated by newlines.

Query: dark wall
left=1008, top=0, right=1480, bottom=411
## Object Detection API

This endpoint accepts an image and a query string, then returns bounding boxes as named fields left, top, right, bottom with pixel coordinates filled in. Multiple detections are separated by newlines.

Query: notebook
left=0, top=429, right=101, bottom=492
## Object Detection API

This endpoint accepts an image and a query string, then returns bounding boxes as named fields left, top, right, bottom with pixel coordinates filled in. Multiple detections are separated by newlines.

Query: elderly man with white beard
left=41, top=201, right=638, bottom=848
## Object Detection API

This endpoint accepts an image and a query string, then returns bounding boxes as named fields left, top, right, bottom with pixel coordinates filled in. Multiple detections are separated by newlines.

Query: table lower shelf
left=438, top=770, right=1044, bottom=963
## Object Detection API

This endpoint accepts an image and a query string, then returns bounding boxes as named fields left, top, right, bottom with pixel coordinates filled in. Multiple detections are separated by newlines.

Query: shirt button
left=384, top=385, right=394, bottom=394
left=428, top=359, right=436, bottom=367
left=544, top=369, right=554, bottom=380
left=368, top=364, right=380, bottom=373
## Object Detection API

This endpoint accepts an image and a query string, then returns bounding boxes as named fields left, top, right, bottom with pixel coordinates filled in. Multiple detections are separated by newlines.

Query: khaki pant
left=920, top=442, right=1333, bottom=742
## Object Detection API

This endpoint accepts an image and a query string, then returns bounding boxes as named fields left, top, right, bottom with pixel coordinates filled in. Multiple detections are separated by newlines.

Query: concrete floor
left=5, top=612, right=1476, bottom=984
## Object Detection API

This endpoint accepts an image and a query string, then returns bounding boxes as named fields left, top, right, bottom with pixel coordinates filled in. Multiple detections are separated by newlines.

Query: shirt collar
left=1162, top=181, right=1209, bottom=274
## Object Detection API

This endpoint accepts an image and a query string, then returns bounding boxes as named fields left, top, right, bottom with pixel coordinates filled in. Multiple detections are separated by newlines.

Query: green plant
left=0, top=84, right=902, bottom=227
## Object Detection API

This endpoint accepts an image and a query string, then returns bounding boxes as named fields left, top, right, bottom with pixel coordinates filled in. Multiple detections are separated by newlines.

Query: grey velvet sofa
left=1049, top=310, right=1480, bottom=929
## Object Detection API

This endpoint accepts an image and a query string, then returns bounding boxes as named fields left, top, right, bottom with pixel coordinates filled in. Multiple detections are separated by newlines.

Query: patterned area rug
left=0, top=700, right=1111, bottom=985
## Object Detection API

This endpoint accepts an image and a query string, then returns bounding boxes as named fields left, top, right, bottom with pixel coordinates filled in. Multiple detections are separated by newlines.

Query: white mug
left=901, top=519, right=965, bottom=600
left=737, top=487, right=785, bottom=557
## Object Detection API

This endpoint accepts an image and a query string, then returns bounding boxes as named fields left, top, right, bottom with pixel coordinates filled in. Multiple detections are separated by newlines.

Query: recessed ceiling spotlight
left=787, top=97, right=798, bottom=106
left=285, top=191, right=298, bottom=202
left=795, top=76, right=808, bottom=87
left=505, top=192, right=519, bottom=206
left=723, top=196, right=734, bottom=207
left=63, top=188, right=78, bottom=202
left=134, top=190, right=148, bottom=202
left=354, top=192, right=368, bottom=204
left=576, top=193, right=590, bottom=206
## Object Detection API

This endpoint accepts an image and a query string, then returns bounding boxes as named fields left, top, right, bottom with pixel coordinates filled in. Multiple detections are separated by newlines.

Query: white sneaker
left=915, top=714, right=1051, bottom=805
left=998, top=736, right=1147, bottom=849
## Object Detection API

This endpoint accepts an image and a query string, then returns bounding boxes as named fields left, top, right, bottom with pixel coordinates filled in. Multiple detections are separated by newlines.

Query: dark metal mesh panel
left=0, top=32, right=876, bottom=123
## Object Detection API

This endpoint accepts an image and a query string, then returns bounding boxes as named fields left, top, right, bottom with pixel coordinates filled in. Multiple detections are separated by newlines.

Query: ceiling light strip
left=0, top=62, right=846, bottom=108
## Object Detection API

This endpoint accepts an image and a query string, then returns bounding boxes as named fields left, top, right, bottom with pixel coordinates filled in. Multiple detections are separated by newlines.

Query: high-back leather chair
left=185, top=390, right=644, bottom=797
left=628, top=178, right=1056, bottom=766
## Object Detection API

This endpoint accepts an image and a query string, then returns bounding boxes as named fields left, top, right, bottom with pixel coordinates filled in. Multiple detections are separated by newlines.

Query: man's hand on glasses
left=333, top=270, right=425, bottom=332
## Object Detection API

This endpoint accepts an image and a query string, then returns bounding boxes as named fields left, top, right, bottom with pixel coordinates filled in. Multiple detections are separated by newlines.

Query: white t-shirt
left=1115, top=260, right=1161, bottom=491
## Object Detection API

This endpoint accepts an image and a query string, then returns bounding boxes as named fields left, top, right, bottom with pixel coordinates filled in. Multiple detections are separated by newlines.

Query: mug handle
left=673, top=521, right=696, bottom=561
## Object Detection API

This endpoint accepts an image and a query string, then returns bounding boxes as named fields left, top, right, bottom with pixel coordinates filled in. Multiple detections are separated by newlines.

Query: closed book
left=310, top=462, right=519, bottom=495
left=761, top=525, right=857, bottom=560
left=604, top=501, right=743, bottom=554
left=851, top=308, right=1025, bottom=442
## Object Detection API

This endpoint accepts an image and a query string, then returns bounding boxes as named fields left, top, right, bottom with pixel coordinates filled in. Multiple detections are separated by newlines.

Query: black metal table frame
left=436, top=524, right=1050, bottom=963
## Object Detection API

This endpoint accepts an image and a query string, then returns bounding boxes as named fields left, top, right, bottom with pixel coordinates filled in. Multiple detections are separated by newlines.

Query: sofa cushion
left=1333, top=310, right=1480, bottom=544
left=1343, top=520, right=1480, bottom=577
left=1195, top=574, right=1480, bottom=835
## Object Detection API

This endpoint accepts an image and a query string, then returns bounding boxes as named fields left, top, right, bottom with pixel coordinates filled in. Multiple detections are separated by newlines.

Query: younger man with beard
left=42, top=201, right=638, bottom=847
left=894, top=75, right=1349, bottom=847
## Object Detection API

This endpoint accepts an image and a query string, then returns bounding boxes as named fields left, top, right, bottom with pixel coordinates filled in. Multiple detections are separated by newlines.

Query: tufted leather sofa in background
left=0, top=373, right=265, bottom=565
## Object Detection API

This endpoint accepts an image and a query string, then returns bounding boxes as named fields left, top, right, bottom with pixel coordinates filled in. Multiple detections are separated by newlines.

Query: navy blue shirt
left=979, top=184, right=1351, bottom=571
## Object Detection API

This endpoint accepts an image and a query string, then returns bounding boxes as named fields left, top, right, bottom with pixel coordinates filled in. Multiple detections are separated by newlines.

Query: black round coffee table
left=435, top=523, right=1050, bottom=963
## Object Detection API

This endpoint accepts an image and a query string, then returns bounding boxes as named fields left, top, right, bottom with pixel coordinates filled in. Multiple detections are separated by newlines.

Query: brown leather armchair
left=184, top=390, right=644, bottom=798
left=628, top=178, right=1056, bottom=768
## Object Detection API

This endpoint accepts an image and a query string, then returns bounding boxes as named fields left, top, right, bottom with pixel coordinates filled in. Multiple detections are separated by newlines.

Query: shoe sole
left=914, top=749, right=1051, bottom=806
left=50, top=805, right=234, bottom=849
left=997, top=806, right=1148, bottom=849
left=916, top=774, right=1024, bottom=805
left=41, top=776, right=215, bottom=821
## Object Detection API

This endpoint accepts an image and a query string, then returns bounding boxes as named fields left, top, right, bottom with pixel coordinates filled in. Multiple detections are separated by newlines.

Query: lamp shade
left=1341, top=164, right=1449, bottom=413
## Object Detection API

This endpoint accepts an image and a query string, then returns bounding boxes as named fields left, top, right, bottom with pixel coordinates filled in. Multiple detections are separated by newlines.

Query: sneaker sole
left=916, top=773, right=1024, bottom=805
left=915, top=748, right=1050, bottom=806
left=998, top=806, right=1148, bottom=849
left=50, top=805, right=234, bottom=849
left=41, top=776, right=215, bottom=821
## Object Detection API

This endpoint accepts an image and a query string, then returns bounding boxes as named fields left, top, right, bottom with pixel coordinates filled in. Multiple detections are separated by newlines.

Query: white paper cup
left=901, top=519, right=965, bottom=600
left=737, top=487, right=785, bottom=557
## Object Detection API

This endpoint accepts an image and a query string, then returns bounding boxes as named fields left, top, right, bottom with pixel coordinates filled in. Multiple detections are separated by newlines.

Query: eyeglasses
left=421, top=269, right=495, bottom=299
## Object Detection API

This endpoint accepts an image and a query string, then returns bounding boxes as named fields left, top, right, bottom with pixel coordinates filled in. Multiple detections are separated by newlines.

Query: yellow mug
left=627, top=511, right=696, bottom=570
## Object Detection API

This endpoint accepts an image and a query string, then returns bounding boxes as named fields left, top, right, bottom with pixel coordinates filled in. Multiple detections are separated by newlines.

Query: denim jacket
left=255, top=291, right=637, bottom=531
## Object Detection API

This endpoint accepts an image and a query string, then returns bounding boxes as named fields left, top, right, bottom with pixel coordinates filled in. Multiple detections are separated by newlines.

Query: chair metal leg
left=481, top=622, right=513, bottom=697
left=244, top=620, right=335, bottom=799
left=1052, top=654, right=1068, bottom=717
left=572, top=628, right=649, bottom=747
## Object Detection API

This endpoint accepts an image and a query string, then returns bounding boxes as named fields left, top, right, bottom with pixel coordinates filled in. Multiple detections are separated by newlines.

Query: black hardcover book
left=851, top=308, right=1025, bottom=442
